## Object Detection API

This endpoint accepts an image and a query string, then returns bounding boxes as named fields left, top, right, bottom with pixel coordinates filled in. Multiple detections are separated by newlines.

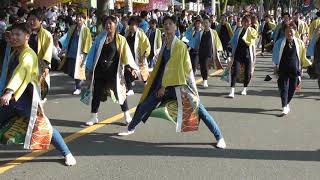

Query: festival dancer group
left=0, top=7, right=319, bottom=167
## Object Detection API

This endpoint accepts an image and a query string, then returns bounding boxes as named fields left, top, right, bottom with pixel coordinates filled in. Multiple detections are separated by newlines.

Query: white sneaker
left=203, top=80, right=208, bottom=88
left=118, top=130, right=135, bottom=136
left=65, top=153, right=76, bottom=166
left=126, top=90, right=135, bottom=96
left=41, top=98, right=47, bottom=105
left=241, top=88, right=247, bottom=96
left=224, top=57, right=230, bottom=63
left=124, top=111, right=132, bottom=124
left=281, top=105, right=290, bottom=115
left=73, top=89, right=81, bottom=95
left=86, top=113, right=98, bottom=126
left=216, top=138, right=226, bottom=149
left=228, top=88, right=235, bottom=98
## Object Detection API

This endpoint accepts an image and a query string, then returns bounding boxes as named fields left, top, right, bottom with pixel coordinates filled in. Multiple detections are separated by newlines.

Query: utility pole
left=125, top=0, right=133, bottom=14
left=197, top=0, right=200, bottom=15
left=259, top=0, right=264, bottom=20
left=97, top=0, right=109, bottom=16
left=182, top=0, right=185, bottom=10
left=289, top=0, right=292, bottom=15
left=173, top=0, right=175, bottom=13
left=96, top=0, right=109, bottom=33
left=212, top=0, right=216, bottom=15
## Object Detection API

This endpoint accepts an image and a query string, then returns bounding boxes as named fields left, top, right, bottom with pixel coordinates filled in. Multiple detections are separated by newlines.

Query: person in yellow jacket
left=308, top=11, right=320, bottom=40
left=259, top=14, right=276, bottom=56
left=198, top=15, right=223, bottom=88
left=0, top=23, right=76, bottom=166
left=125, top=16, right=151, bottom=96
left=118, top=15, right=226, bottom=149
left=59, top=12, right=92, bottom=95
left=27, top=9, right=53, bottom=100
left=293, top=12, right=308, bottom=41
left=146, top=19, right=162, bottom=69
left=228, top=16, right=258, bottom=98
left=272, top=22, right=311, bottom=116
left=217, top=14, right=233, bottom=61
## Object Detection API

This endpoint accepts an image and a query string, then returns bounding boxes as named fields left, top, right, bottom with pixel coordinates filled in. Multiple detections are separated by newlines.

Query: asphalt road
left=0, top=53, right=320, bottom=180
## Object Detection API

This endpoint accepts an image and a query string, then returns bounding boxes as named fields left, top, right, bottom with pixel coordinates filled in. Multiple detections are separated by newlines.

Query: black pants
left=190, top=49, right=199, bottom=74
left=277, top=74, right=298, bottom=107
left=261, top=36, right=267, bottom=53
left=91, top=78, right=129, bottom=113
left=261, top=34, right=271, bottom=53
left=199, top=56, right=211, bottom=80
left=231, top=58, right=251, bottom=87
left=124, top=68, right=133, bottom=91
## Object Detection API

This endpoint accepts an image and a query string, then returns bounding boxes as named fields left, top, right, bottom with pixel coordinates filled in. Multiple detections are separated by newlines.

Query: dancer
left=272, top=22, right=311, bottom=116
left=0, top=23, right=76, bottom=166
left=0, top=29, right=11, bottom=90
left=27, top=9, right=53, bottom=100
left=307, top=27, right=320, bottom=89
left=210, top=15, right=219, bottom=30
left=293, top=12, right=308, bottom=42
left=308, top=11, right=320, bottom=40
left=59, top=12, right=92, bottom=95
left=139, top=11, right=149, bottom=33
left=0, top=16, right=8, bottom=73
left=125, top=16, right=151, bottom=95
left=184, top=17, right=202, bottom=74
left=84, top=16, right=139, bottom=126
left=273, top=12, right=291, bottom=43
left=118, top=15, right=226, bottom=149
left=228, top=15, right=258, bottom=98
left=146, top=19, right=162, bottom=69
left=259, top=14, right=276, bottom=56
left=198, top=15, right=223, bottom=88
left=217, top=14, right=233, bottom=62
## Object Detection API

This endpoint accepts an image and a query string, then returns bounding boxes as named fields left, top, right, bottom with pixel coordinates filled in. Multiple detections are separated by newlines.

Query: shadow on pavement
left=50, top=119, right=129, bottom=128
left=205, top=107, right=280, bottom=116
left=1, top=132, right=319, bottom=165
left=51, top=119, right=86, bottom=128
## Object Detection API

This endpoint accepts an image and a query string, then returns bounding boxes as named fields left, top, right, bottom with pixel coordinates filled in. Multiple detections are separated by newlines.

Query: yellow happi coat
left=218, top=22, right=233, bottom=37
left=272, top=37, right=311, bottom=69
left=37, top=26, right=53, bottom=65
left=199, top=28, right=223, bottom=70
left=5, top=47, right=53, bottom=150
left=230, top=27, right=259, bottom=73
left=140, top=36, right=200, bottom=132
left=296, top=19, right=309, bottom=37
left=126, top=28, right=151, bottom=81
left=309, top=18, right=320, bottom=39
left=152, top=28, right=162, bottom=58
left=59, top=24, right=92, bottom=80
left=36, top=26, right=53, bottom=97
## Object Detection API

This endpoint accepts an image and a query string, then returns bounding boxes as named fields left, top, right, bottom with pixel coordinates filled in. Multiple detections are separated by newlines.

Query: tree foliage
left=228, top=0, right=261, bottom=6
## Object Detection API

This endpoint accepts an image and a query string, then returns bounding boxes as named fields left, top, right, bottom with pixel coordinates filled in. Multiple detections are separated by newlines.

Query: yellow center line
left=0, top=69, right=223, bottom=174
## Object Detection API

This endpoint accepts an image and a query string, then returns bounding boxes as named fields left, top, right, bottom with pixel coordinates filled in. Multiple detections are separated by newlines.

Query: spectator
left=139, top=11, right=149, bottom=33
